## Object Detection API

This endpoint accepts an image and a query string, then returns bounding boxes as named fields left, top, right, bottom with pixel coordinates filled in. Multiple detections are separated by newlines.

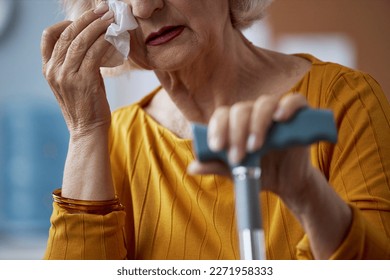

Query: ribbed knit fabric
left=44, top=54, right=390, bottom=259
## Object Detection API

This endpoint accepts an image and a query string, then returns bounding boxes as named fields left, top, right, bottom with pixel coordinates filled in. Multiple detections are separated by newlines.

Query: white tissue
left=104, top=0, right=138, bottom=58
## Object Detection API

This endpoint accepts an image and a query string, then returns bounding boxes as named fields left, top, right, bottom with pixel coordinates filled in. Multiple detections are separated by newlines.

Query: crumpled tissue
left=104, top=0, right=138, bottom=58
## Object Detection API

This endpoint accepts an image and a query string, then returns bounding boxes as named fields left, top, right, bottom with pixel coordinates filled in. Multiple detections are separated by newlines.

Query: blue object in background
left=0, top=0, right=67, bottom=258
left=0, top=96, right=68, bottom=235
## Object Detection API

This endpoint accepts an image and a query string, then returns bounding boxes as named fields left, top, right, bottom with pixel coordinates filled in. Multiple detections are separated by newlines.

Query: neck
left=154, top=29, right=272, bottom=124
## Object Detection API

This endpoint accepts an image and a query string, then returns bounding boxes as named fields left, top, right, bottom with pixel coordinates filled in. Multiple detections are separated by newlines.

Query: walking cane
left=191, top=108, right=337, bottom=260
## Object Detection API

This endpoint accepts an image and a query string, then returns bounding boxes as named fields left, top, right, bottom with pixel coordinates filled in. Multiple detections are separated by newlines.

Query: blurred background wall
left=0, top=0, right=389, bottom=259
left=0, top=0, right=69, bottom=259
left=268, top=0, right=390, bottom=100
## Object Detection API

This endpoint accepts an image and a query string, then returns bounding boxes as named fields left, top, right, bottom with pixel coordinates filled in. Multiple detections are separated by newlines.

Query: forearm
left=285, top=168, right=352, bottom=260
left=62, top=127, right=115, bottom=201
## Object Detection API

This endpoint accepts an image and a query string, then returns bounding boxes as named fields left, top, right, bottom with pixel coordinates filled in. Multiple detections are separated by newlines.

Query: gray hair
left=61, top=0, right=273, bottom=29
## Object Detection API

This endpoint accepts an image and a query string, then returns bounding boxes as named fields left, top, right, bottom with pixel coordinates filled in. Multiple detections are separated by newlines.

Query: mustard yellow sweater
left=44, top=54, right=390, bottom=260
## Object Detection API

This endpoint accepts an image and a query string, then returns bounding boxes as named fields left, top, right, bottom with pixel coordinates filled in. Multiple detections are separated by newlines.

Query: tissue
left=104, top=0, right=138, bottom=58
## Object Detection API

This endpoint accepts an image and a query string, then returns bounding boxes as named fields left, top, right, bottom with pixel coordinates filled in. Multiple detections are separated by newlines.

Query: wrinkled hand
left=41, top=5, right=122, bottom=136
left=189, top=93, right=316, bottom=206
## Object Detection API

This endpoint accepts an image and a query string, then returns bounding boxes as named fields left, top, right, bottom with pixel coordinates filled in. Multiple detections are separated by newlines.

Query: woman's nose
left=129, top=0, right=164, bottom=19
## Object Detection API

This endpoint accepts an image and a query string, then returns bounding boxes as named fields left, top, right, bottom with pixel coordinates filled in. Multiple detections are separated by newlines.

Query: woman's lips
left=146, top=26, right=185, bottom=46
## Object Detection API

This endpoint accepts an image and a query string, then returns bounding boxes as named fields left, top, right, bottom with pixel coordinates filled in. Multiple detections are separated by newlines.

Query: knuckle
left=69, top=37, right=87, bottom=54
left=255, top=94, right=273, bottom=107
left=44, top=65, right=68, bottom=88
left=78, top=10, right=99, bottom=23
left=42, top=65, right=51, bottom=80
left=209, top=108, right=229, bottom=132
left=42, top=20, right=73, bottom=43
left=230, top=103, right=252, bottom=126
left=59, top=29, right=73, bottom=42
left=41, top=27, right=54, bottom=43
left=57, top=70, right=72, bottom=85
left=47, top=74, right=60, bottom=88
left=43, top=63, right=56, bottom=80
left=212, top=106, right=229, bottom=120
left=231, top=102, right=251, bottom=115
left=280, top=93, right=307, bottom=110
left=59, top=22, right=78, bottom=42
left=84, top=47, right=99, bottom=62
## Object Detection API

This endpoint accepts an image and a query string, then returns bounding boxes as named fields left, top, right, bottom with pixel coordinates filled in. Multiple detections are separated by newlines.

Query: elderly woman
left=41, top=0, right=390, bottom=260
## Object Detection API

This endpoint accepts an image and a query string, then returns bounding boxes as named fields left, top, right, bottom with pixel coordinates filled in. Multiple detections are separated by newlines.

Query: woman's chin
left=151, top=47, right=199, bottom=71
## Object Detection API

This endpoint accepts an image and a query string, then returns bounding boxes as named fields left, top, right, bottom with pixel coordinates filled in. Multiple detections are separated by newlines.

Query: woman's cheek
left=127, top=31, right=152, bottom=69
left=100, top=47, right=126, bottom=68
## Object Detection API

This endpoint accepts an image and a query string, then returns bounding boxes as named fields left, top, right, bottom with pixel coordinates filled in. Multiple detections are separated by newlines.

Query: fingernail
left=246, top=134, right=257, bottom=152
left=94, top=2, right=109, bottom=15
left=228, top=146, right=241, bottom=165
left=187, top=162, right=198, bottom=175
left=208, top=136, right=223, bottom=152
left=273, top=107, right=285, bottom=121
left=101, top=10, right=114, bottom=21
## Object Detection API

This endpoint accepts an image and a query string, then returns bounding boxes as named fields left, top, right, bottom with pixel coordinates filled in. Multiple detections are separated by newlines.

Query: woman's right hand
left=41, top=3, right=119, bottom=137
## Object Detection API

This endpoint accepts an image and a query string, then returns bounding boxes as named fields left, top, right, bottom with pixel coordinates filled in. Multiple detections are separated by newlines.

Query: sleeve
left=297, top=71, right=390, bottom=259
left=44, top=202, right=127, bottom=260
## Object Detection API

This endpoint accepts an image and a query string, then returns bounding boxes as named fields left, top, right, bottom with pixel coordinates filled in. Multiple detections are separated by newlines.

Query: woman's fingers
left=228, top=102, right=252, bottom=164
left=62, top=12, right=115, bottom=72
left=74, top=33, right=113, bottom=72
left=47, top=3, right=112, bottom=72
left=247, top=93, right=309, bottom=152
left=246, top=95, right=279, bottom=152
left=203, top=93, right=309, bottom=170
left=39, top=1, right=118, bottom=138
left=41, top=9, right=107, bottom=77
left=208, top=106, right=230, bottom=152
left=41, top=21, right=72, bottom=66
left=51, top=11, right=101, bottom=63
left=206, top=96, right=279, bottom=167
left=272, top=93, right=308, bottom=122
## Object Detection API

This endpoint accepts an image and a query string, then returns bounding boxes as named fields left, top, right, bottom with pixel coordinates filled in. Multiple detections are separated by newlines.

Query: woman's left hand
left=189, top=92, right=353, bottom=259
left=188, top=93, right=316, bottom=208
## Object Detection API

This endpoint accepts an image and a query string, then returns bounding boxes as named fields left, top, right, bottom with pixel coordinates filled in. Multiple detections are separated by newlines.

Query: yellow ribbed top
left=44, top=54, right=390, bottom=259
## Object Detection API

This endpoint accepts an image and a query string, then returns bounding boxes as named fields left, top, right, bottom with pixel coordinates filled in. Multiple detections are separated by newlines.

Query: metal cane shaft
left=233, top=166, right=265, bottom=260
